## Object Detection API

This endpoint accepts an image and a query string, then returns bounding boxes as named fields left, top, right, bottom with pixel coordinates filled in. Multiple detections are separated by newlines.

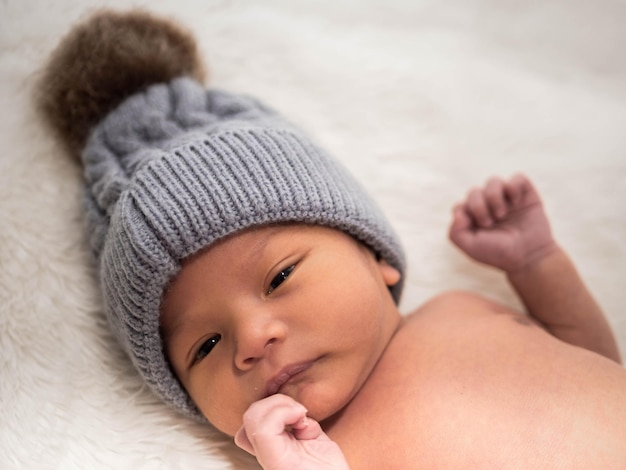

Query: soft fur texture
left=1, top=1, right=625, bottom=469
left=37, top=9, right=205, bottom=158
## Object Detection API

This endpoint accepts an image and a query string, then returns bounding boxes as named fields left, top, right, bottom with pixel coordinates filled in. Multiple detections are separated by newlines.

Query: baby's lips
left=263, top=360, right=315, bottom=397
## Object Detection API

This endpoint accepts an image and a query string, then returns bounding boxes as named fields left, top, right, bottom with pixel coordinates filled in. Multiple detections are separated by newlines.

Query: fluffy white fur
left=1, top=0, right=625, bottom=468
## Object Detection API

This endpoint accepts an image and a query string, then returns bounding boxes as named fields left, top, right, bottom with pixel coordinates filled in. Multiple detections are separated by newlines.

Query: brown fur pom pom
left=37, top=10, right=206, bottom=159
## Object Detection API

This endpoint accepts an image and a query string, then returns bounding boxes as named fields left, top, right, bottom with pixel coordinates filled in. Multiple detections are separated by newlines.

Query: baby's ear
left=378, top=259, right=401, bottom=287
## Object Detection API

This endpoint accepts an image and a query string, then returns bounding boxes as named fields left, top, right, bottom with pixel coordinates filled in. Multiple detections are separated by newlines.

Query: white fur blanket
left=1, top=1, right=625, bottom=468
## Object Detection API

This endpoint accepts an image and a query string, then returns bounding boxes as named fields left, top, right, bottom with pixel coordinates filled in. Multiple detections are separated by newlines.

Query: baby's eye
left=194, top=335, right=221, bottom=363
left=267, top=265, right=296, bottom=295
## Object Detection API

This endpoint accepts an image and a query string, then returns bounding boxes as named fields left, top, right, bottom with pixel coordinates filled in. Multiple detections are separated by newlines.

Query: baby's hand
left=449, top=174, right=558, bottom=273
left=234, top=394, right=349, bottom=470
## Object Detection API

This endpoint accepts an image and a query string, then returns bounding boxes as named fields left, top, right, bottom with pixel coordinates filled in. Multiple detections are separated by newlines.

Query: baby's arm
left=235, top=394, right=349, bottom=470
left=449, top=174, right=621, bottom=363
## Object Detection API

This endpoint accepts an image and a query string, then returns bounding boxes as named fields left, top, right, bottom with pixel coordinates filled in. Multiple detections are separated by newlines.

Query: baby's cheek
left=202, top=404, right=245, bottom=437
left=188, top=373, right=248, bottom=436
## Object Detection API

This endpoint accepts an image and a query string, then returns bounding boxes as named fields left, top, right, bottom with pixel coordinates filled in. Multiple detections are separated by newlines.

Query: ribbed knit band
left=83, top=77, right=405, bottom=420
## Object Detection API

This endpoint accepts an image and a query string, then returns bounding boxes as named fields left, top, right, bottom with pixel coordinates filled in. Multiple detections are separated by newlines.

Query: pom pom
left=37, top=9, right=206, bottom=159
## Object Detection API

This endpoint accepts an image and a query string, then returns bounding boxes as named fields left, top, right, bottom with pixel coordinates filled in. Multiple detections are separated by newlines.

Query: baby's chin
left=284, top=384, right=355, bottom=425
left=202, top=407, right=252, bottom=437
left=205, top=380, right=356, bottom=436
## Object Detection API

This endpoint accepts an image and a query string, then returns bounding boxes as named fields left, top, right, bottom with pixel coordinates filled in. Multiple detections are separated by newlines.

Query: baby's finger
left=466, top=188, right=493, bottom=227
left=449, top=205, right=476, bottom=253
left=449, top=204, right=472, bottom=233
left=291, top=415, right=324, bottom=441
left=235, top=394, right=308, bottom=458
left=484, top=177, right=507, bottom=220
left=504, top=173, right=539, bottom=208
left=234, top=425, right=255, bottom=455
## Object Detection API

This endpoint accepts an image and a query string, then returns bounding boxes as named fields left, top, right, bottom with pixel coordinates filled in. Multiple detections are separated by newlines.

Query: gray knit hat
left=40, top=11, right=405, bottom=422
left=85, top=77, right=405, bottom=420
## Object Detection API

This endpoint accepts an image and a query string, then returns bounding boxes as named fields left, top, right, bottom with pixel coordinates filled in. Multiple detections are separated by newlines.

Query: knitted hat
left=39, top=11, right=405, bottom=422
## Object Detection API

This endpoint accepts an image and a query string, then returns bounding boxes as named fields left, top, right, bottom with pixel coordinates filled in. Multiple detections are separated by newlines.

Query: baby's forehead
left=163, top=221, right=370, bottom=307
left=168, top=223, right=367, bottom=301
left=188, top=223, right=355, bottom=260
left=182, top=223, right=296, bottom=265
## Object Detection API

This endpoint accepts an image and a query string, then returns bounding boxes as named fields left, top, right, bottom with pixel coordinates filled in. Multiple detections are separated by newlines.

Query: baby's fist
left=449, top=174, right=557, bottom=273
left=235, top=394, right=349, bottom=470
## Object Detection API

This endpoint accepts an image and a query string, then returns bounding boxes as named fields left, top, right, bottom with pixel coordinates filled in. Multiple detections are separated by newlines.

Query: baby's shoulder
left=394, top=289, right=540, bottom=352
left=403, top=289, right=519, bottom=326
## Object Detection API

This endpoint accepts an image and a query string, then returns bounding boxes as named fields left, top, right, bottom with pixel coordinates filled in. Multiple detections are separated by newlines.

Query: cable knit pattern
left=82, top=77, right=405, bottom=420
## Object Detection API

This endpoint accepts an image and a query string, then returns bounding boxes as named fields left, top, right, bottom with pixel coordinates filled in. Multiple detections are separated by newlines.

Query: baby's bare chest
left=327, top=297, right=626, bottom=469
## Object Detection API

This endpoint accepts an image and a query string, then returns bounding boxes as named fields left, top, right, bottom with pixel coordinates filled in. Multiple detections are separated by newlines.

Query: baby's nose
left=233, top=313, right=287, bottom=370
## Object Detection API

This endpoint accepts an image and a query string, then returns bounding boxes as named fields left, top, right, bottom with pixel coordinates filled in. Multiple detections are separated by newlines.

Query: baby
left=39, top=10, right=626, bottom=469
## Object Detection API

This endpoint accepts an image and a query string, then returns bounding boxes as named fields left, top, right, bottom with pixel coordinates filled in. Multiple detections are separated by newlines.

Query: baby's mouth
left=264, top=360, right=315, bottom=398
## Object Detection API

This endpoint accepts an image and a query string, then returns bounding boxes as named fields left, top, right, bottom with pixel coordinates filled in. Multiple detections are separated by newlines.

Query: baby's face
left=160, top=224, right=401, bottom=436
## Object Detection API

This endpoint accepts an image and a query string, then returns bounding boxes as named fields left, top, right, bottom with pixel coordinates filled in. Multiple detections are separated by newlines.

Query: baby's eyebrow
left=161, top=312, right=205, bottom=374
left=160, top=314, right=183, bottom=349
left=238, top=226, right=281, bottom=270
left=246, top=235, right=270, bottom=266
left=161, top=229, right=276, bottom=338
